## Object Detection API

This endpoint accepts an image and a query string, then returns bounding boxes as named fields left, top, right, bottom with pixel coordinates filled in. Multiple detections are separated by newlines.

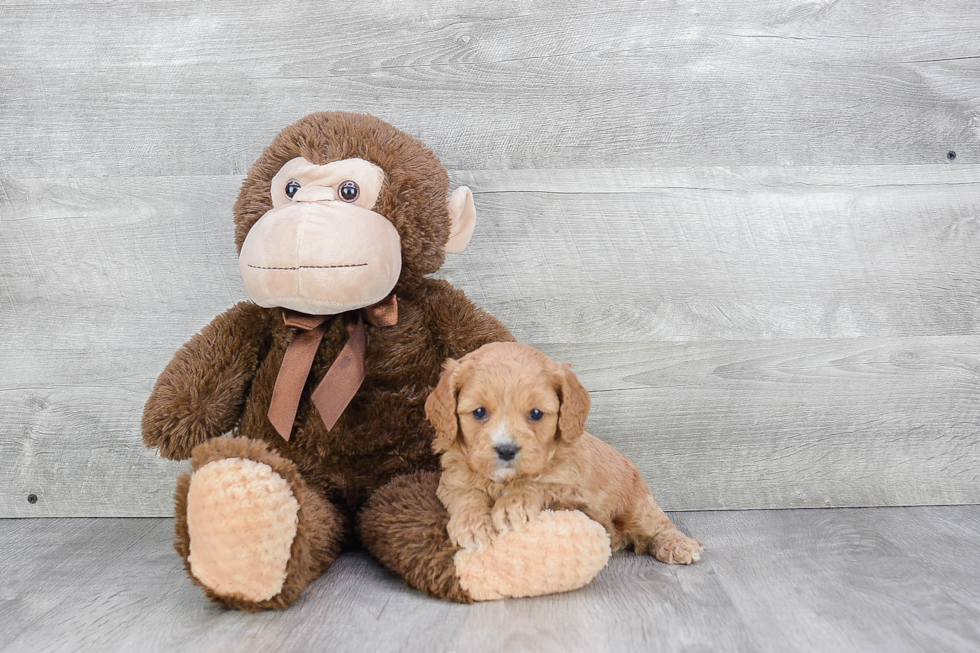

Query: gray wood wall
left=1, top=0, right=978, bottom=517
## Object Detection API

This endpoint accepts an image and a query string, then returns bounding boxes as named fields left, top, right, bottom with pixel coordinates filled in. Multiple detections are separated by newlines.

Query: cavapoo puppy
left=426, top=341, right=703, bottom=565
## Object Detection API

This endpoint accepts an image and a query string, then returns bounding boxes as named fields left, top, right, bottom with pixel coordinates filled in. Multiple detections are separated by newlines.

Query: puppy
left=426, top=342, right=703, bottom=565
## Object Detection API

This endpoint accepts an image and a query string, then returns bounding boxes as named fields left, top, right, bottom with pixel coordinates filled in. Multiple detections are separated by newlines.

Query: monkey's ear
left=446, top=186, right=477, bottom=253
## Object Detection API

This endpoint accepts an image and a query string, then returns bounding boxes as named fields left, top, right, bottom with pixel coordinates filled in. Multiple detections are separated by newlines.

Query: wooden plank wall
left=1, top=0, right=978, bottom=517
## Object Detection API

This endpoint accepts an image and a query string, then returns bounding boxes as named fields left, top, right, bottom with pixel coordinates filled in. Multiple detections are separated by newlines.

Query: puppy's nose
left=494, top=443, right=520, bottom=462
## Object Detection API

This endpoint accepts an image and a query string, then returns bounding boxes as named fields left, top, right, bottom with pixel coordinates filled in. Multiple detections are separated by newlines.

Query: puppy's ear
left=426, top=358, right=462, bottom=454
left=556, top=364, right=590, bottom=443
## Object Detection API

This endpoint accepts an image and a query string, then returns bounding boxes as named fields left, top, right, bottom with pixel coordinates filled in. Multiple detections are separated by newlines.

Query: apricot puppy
left=426, top=342, right=703, bottom=565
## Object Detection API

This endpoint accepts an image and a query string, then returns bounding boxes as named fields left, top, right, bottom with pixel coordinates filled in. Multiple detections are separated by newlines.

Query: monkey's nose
left=494, top=443, right=520, bottom=462
left=293, top=185, right=336, bottom=202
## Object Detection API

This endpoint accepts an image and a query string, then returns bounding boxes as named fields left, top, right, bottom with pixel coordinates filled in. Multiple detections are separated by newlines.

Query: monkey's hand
left=141, top=302, right=270, bottom=460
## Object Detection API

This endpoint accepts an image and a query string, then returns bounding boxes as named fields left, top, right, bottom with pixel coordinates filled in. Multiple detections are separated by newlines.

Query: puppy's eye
left=339, top=180, right=359, bottom=202
left=529, top=408, right=543, bottom=421
left=472, top=407, right=487, bottom=420
left=285, top=180, right=301, bottom=199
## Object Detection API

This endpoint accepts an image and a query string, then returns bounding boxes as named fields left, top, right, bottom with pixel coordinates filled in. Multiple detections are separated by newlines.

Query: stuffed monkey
left=142, top=112, right=611, bottom=609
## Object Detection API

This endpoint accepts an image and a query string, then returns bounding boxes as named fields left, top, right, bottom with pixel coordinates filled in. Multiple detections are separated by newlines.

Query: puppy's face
left=426, top=342, right=590, bottom=484
left=456, top=355, right=561, bottom=482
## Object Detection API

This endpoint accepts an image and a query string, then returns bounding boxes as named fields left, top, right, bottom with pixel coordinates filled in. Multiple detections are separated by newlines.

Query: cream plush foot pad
left=186, top=458, right=299, bottom=602
left=454, top=510, right=611, bottom=601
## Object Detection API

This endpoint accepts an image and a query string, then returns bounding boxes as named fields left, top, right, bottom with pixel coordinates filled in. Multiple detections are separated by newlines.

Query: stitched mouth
left=247, top=263, right=368, bottom=270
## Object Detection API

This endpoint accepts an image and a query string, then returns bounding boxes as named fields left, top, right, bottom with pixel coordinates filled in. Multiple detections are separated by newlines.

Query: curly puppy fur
left=427, top=342, right=703, bottom=564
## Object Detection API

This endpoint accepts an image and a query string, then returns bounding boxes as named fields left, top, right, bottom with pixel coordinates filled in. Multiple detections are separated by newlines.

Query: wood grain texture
left=2, top=334, right=977, bottom=516
left=447, top=166, right=980, bottom=341
left=2, top=167, right=979, bottom=516
left=549, top=336, right=980, bottom=510
left=2, top=507, right=979, bottom=652
left=1, top=0, right=979, bottom=178
left=3, top=166, right=978, bottom=347
left=3, top=0, right=980, bottom=518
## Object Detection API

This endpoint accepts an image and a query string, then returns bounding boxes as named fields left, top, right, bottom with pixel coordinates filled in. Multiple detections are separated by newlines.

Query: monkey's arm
left=422, top=279, right=515, bottom=359
left=142, top=301, right=271, bottom=460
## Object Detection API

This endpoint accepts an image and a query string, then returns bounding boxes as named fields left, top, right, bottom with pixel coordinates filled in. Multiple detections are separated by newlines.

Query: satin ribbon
left=268, top=295, right=398, bottom=441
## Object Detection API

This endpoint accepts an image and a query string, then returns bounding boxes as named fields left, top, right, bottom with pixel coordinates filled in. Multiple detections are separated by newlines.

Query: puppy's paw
left=491, top=493, right=541, bottom=533
left=650, top=530, right=703, bottom=565
left=448, top=513, right=495, bottom=551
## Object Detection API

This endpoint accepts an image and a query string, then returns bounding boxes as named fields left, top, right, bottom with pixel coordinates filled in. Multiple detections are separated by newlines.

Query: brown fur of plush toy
left=142, top=112, right=515, bottom=608
left=357, top=471, right=473, bottom=603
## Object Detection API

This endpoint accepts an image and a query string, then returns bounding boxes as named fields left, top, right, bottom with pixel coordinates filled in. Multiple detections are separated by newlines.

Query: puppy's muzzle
left=494, top=443, right=520, bottom=462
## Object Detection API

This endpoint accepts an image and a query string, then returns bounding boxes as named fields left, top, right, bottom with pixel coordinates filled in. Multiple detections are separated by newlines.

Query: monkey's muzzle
left=238, top=201, right=402, bottom=315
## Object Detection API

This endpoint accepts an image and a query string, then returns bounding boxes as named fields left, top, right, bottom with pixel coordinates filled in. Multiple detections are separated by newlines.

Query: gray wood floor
left=2, top=506, right=979, bottom=653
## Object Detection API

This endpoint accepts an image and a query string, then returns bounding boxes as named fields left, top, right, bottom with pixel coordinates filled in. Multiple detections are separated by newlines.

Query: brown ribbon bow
left=268, top=295, right=398, bottom=441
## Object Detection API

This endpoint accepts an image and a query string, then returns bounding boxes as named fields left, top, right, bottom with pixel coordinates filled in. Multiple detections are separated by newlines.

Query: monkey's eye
left=529, top=408, right=543, bottom=421
left=339, top=180, right=360, bottom=202
left=284, top=180, right=301, bottom=199
left=472, top=407, right=487, bottom=420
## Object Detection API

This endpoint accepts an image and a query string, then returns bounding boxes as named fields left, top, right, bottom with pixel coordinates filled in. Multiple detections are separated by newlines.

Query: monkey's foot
left=454, top=510, right=611, bottom=601
left=175, top=436, right=344, bottom=610
left=186, top=457, right=299, bottom=602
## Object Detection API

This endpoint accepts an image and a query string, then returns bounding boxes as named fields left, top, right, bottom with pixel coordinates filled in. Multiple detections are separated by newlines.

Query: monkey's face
left=238, top=157, right=401, bottom=315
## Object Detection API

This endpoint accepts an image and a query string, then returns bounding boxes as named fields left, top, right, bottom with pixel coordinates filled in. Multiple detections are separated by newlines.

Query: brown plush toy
left=142, top=112, right=611, bottom=610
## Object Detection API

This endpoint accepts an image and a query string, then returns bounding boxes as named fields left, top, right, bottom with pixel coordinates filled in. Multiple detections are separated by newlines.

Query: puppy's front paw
left=491, top=493, right=541, bottom=533
left=650, top=530, right=703, bottom=565
left=448, top=513, right=495, bottom=551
